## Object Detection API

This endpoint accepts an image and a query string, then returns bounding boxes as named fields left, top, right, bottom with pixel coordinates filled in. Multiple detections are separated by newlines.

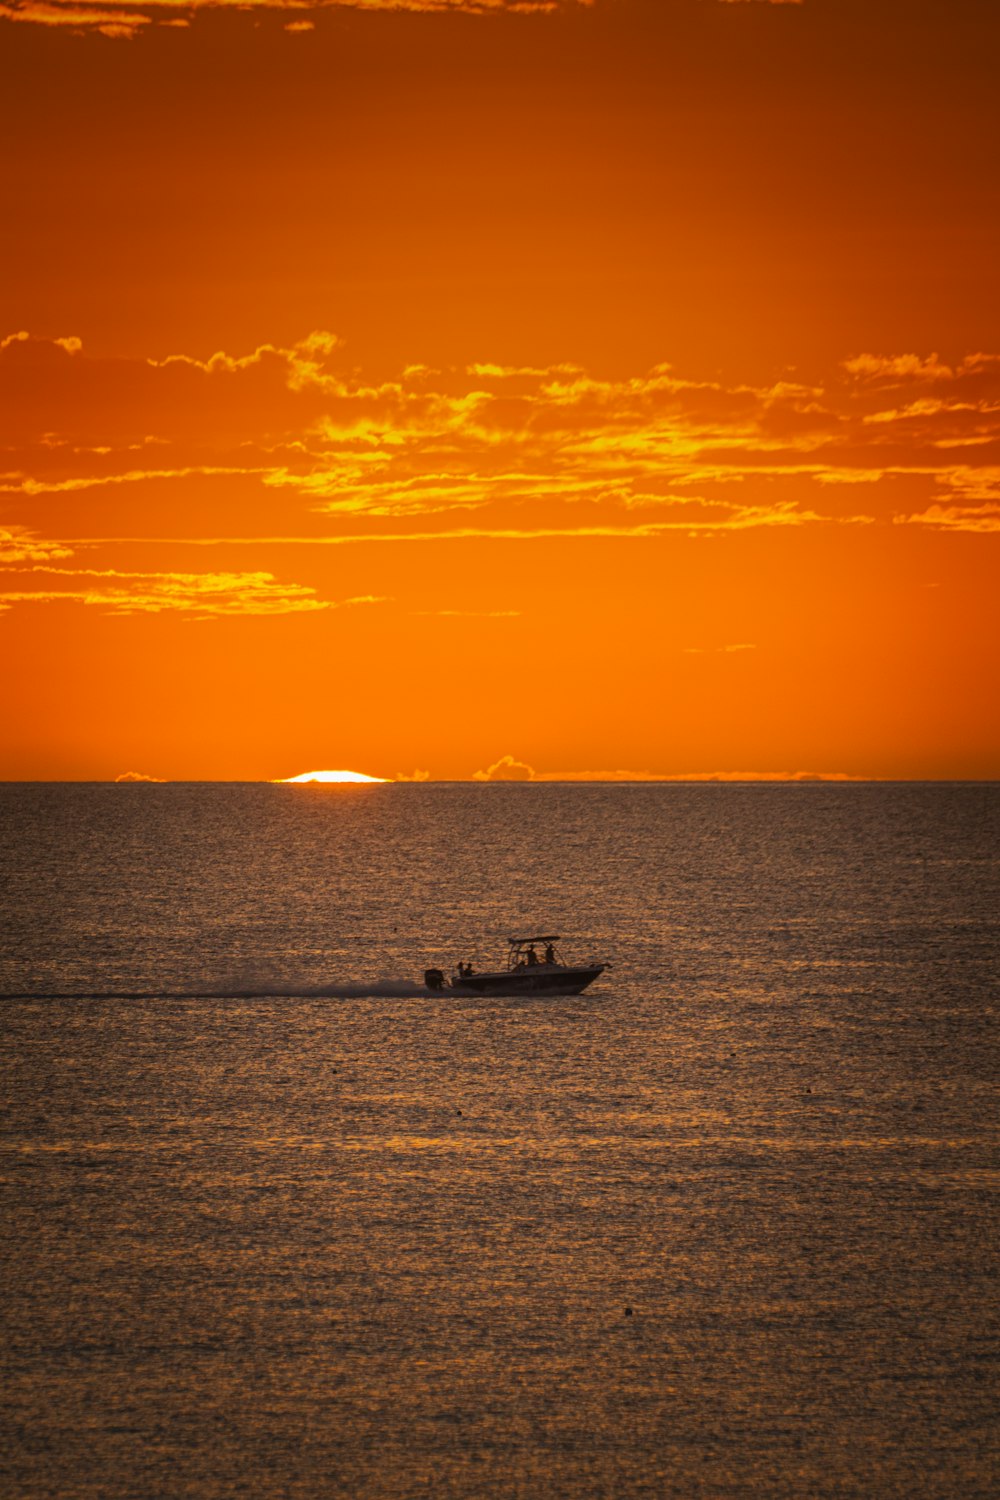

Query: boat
left=424, top=935, right=606, bottom=997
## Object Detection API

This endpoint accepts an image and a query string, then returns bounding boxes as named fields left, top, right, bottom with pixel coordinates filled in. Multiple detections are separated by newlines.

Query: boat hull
left=450, top=964, right=604, bottom=997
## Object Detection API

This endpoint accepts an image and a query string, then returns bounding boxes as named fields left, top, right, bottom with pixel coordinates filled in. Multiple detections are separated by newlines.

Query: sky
left=2, top=0, right=998, bottom=781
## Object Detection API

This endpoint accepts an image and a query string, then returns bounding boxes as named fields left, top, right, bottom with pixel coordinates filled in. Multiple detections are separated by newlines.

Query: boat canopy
left=506, top=934, right=564, bottom=970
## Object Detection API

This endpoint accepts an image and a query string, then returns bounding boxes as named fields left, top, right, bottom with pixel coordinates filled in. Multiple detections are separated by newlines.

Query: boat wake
left=0, top=979, right=434, bottom=1002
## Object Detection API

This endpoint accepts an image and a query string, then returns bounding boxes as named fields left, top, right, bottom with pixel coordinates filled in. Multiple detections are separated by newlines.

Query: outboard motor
left=424, top=967, right=446, bottom=991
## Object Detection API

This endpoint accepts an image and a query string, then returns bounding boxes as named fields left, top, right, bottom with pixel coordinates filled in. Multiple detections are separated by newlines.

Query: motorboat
left=424, top=935, right=606, bottom=997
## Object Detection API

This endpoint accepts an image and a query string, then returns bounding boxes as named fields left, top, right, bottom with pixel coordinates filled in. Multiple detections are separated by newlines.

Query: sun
left=277, top=769, right=389, bottom=784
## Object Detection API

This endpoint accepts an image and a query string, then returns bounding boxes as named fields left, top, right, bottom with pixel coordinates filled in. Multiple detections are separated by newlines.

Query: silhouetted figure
left=527, top=944, right=538, bottom=966
left=544, top=942, right=555, bottom=964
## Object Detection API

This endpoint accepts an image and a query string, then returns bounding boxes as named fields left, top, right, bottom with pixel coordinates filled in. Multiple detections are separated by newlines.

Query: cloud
left=338, top=766, right=866, bottom=783
left=0, top=524, right=74, bottom=565
left=681, top=642, right=756, bottom=654
left=531, top=770, right=866, bottom=782
left=0, top=0, right=805, bottom=36
left=1, top=465, right=273, bottom=497
left=1, top=330, right=82, bottom=354
left=0, top=0, right=591, bottom=38
left=5, top=331, right=1000, bottom=547
left=0, top=565, right=388, bottom=617
left=894, top=503, right=1000, bottom=533
left=473, top=753, right=535, bottom=781
left=52, top=521, right=840, bottom=548
left=115, top=770, right=166, bottom=781
left=843, top=353, right=980, bottom=386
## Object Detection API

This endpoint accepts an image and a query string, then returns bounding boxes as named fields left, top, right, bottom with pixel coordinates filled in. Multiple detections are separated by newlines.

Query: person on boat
left=544, top=942, right=556, bottom=964
left=527, top=944, right=539, bottom=965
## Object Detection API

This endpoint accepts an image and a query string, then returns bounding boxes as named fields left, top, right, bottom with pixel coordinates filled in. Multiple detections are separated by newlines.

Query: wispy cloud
left=0, top=466, right=272, bottom=496
left=533, top=770, right=867, bottom=782
left=842, top=352, right=1000, bottom=387
left=0, top=524, right=74, bottom=565
left=5, top=331, right=1000, bottom=544
left=0, top=563, right=389, bottom=617
left=54, top=519, right=835, bottom=548
left=681, top=643, right=757, bottom=654
left=467, top=759, right=867, bottom=783
left=894, top=502, right=1000, bottom=533
left=0, top=0, right=591, bottom=39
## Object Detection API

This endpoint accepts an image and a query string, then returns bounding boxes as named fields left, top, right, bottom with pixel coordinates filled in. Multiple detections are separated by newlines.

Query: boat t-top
left=424, top=935, right=606, bottom=997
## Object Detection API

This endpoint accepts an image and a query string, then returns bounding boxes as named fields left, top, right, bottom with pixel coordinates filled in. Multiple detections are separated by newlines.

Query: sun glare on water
left=278, top=769, right=389, bottom=784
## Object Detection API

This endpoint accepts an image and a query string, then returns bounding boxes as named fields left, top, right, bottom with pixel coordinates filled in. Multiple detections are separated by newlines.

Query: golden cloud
left=473, top=753, right=535, bottom=782
left=894, top=503, right=1000, bottom=533
left=843, top=352, right=1000, bottom=387
left=532, top=770, right=866, bottom=782
left=0, top=524, right=74, bottom=565
left=5, top=331, right=1000, bottom=542
left=384, top=766, right=868, bottom=783
left=681, top=643, right=756, bottom=654
left=0, top=565, right=389, bottom=617
left=0, top=0, right=591, bottom=38
left=2, top=466, right=271, bottom=497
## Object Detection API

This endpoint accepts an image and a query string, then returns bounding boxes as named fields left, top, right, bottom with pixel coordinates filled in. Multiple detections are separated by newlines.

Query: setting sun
left=277, top=770, right=389, bottom=784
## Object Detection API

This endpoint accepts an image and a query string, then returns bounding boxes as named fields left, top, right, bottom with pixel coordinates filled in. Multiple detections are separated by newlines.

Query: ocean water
left=1, top=782, right=997, bottom=1499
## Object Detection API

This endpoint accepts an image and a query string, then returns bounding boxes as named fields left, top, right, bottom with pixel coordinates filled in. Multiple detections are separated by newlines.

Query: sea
left=1, top=782, right=997, bottom=1499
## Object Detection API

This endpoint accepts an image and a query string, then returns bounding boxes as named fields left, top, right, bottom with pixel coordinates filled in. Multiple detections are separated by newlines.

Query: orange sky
left=2, top=0, right=998, bottom=780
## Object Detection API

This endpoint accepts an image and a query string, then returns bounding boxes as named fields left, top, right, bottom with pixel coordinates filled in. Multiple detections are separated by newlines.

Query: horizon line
left=2, top=777, right=998, bottom=787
